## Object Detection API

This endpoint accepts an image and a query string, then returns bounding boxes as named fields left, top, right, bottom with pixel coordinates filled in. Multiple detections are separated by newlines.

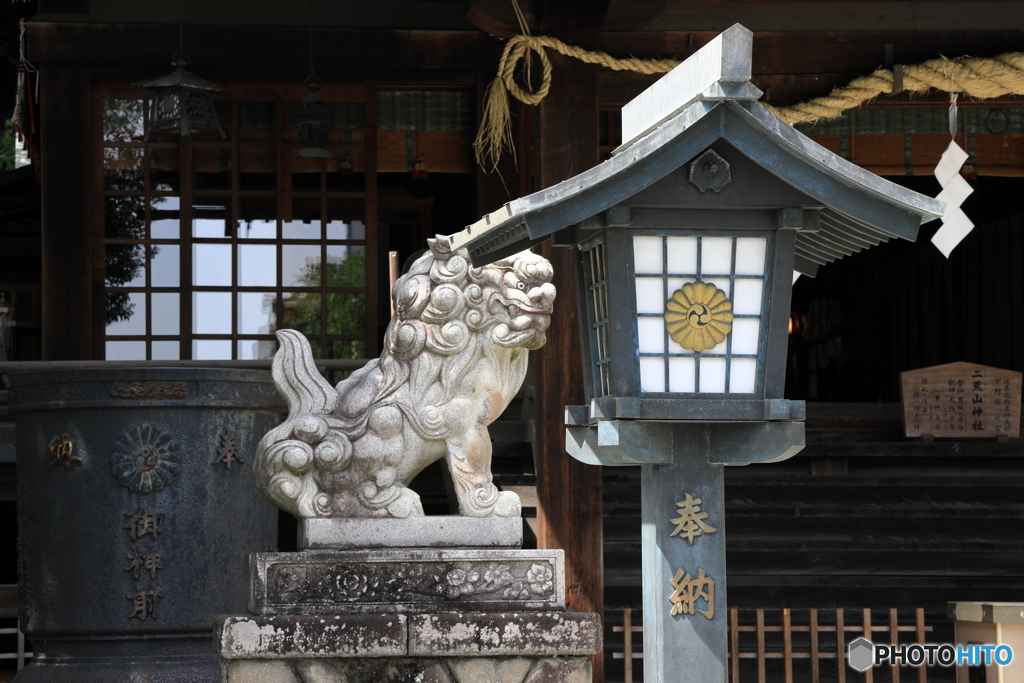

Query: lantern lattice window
left=633, top=234, right=771, bottom=395
left=581, top=238, right=612, bottom=398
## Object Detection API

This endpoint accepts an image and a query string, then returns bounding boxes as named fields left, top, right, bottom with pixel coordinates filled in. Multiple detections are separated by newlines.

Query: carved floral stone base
left=249, top=549, right=565, bottom=614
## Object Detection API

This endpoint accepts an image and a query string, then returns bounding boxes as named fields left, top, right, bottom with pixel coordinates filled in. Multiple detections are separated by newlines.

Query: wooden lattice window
left=96, top=82, right=382, bottom=361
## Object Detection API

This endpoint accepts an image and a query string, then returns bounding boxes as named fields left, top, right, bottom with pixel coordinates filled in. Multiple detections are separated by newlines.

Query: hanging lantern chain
left=308, top=0, right=316, bottom=80
left=294, top=0, right=332, bottom=159
left=175, top=0, right=188, bottom=66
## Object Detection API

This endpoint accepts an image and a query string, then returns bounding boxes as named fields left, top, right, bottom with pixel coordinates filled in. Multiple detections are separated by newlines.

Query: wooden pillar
left=40, top=63, right=93, bottom=360
left=534, top=47, right=605, bottom=683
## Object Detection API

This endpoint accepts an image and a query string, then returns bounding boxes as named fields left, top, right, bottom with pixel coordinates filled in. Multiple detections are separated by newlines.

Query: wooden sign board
left=901, top=362, right=1022, bottom=438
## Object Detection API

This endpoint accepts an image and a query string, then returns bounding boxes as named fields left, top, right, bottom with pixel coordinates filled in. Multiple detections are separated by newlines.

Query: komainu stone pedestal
left=215, top=528, right=601, bottom=683
left=217, top=611, right=600, bottom=683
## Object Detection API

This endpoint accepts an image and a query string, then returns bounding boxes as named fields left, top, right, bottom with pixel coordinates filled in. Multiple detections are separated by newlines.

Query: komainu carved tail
left=254, top=329, right=342, bottom=518
left=273, top=329, right=338, bottom=419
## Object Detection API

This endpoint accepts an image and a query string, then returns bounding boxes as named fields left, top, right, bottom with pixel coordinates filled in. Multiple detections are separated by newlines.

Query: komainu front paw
left=460, top=484, right=521, bottom=518
left=493, top=490, right=522, bottom=518
left=386, top=487, right=425, bottom=519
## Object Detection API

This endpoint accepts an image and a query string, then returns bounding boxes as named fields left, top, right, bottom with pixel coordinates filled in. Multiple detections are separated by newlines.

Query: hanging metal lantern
left=292, top=76, right=333, bottom=159
left=134, top=53, right=228, bottom=143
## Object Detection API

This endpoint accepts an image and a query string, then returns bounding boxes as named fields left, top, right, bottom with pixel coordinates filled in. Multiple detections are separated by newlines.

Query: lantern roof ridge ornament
left=446, top=24, right=945, bottom=277
left=618, top=23, right=759, bottom=149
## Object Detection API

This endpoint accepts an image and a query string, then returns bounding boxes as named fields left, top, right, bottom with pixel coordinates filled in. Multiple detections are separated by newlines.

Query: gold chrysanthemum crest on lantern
left=665, top=281, right=734, bottom=352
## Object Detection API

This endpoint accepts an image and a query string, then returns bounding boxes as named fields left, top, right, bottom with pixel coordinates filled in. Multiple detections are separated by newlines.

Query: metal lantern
left=293, top=76, right=333, bottom=160
left=450, top=24, right=942, bottom=425
left=574, top=198, right=794, bottom=411
left=133, top=54, right=228, bottom=143
left=447, top=25, right=945, bottom=683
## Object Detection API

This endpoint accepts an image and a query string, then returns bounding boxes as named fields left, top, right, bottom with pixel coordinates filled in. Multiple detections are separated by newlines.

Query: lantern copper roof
left=446, top=24, right=945, bottom=276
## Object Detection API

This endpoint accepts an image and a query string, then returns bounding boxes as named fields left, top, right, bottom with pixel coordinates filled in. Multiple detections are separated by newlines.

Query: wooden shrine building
left=3, top=1, right=1024, bottom=681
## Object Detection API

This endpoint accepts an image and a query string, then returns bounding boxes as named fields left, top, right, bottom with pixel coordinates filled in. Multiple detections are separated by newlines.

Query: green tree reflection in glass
left=0, top=120, right=15, bottom=172
left=104, top=195, right=152, bottom=324
left=103, top=99, right=153, bottom=326
left=284, top=246, right=366, bottom=359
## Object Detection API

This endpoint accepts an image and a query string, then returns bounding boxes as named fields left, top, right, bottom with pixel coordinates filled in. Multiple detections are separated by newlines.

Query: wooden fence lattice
left=613, top=607, right=933, bottom=683
left=0, top=619, right=27, bottom=672
left=0, top=584, right=28, bottom=673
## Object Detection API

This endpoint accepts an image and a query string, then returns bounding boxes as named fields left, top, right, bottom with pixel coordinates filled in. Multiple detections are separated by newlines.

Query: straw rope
left=474, top=34, right=678, bottom=173
left=474, top=33, right=1024, bottom=173
left=762, top=52, right=1024, bottom=124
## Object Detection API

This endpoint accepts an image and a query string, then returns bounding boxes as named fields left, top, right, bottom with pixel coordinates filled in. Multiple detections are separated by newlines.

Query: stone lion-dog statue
left=254, top=237, right=555, bottom=519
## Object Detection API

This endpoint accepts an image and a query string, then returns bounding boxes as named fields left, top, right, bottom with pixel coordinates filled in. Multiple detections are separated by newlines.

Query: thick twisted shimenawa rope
left=475, top=34, right=677, bottom=173
left=473, top=34, right=1024, bottom=173
left=761, top=52, right=1024, bottom=124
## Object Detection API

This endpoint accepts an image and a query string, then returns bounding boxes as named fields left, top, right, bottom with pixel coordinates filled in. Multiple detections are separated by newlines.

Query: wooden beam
left=28, top=22, right=1024, bottom=89
left=87, top=67, right=480, bottom=89
left=39, top=0, right=90, bottom=13
left=467, top=0, right=663, bottom=37
left=466, top=0, right=541, bottom=38
left=643, top=2, right=1024, bottom=32
left=598, top=30, right=1024, bottom=76
left=34, top=0, right=468, bottom=27
left=40, top=63, right=92, bottom=360
left=27, top=23, right=504, bottom=69
left=668, top=0, right=967, bottom=2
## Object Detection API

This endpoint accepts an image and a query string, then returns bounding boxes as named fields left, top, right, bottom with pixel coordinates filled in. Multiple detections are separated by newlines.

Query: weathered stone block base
left=222, top=656, right=592, bottom=683
left=217, top=612, right=601, bottom=658
left=298, top=516, right=524, bottom=550
left=216, top=612, right=601, bottom=683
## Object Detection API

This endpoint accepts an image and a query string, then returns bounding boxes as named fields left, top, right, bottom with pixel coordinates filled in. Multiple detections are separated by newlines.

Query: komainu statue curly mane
left=254, top=237, right=555, bottom=519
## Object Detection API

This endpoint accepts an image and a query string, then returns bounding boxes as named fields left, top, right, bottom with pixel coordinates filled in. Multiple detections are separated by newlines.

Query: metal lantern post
left=447, top=24, right=944, bottom=683
left=133, top=54, right=228, bottom=143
